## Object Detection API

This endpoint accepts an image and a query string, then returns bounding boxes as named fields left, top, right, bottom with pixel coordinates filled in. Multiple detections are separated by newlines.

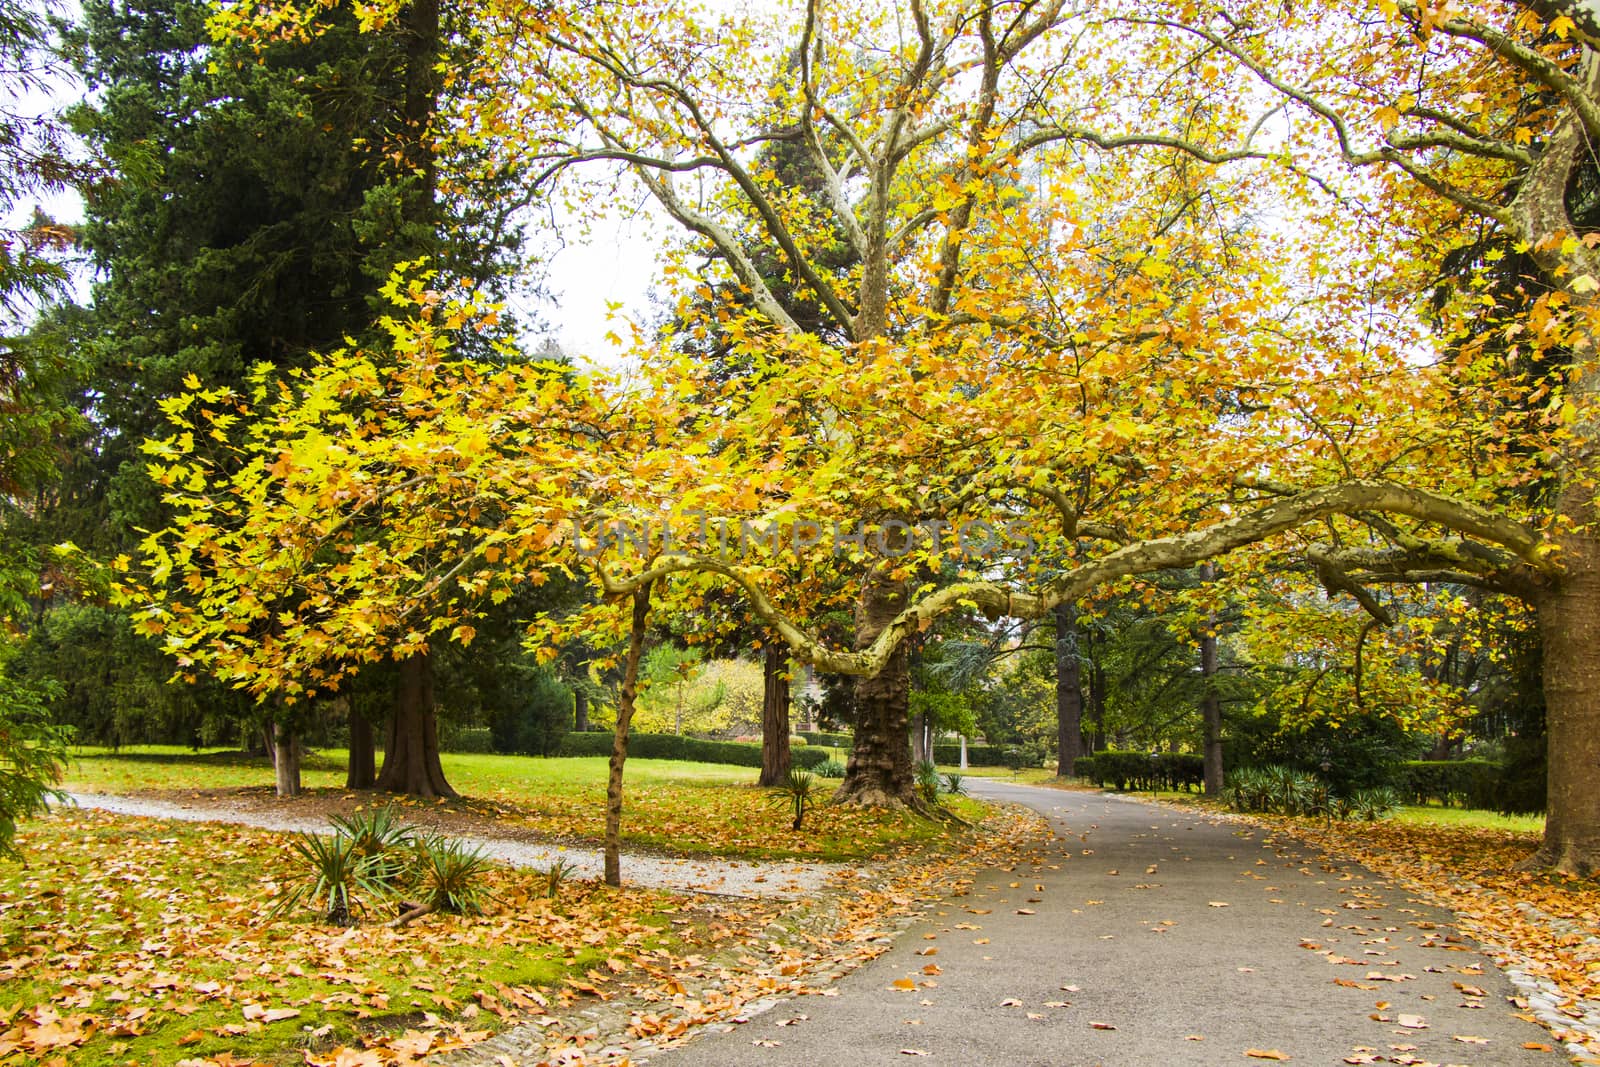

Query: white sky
left=526, top=201, right=674, bottom=369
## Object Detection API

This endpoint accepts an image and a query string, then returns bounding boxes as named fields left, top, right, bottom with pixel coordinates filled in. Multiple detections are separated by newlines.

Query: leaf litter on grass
left=4, top=796, right=1040, bottom=1066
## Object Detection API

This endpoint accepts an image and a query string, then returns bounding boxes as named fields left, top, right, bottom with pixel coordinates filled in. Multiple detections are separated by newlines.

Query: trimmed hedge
left=440, top=726, right=495, bottom=754
left=1076, top=750, right=1204, bottom=792
left=804, top=732, right=854, bottom=749
left=556, top=731, right=829, bottom=769
left=931, top=743, right=1016, bottom=766
left=1394, top=760, right=1499, bottom=809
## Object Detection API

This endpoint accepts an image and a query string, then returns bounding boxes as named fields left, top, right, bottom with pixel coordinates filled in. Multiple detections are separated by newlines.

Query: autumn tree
left=192, top=0, right=1600, bottom=874
left=59, top=0, right=531, bottom=794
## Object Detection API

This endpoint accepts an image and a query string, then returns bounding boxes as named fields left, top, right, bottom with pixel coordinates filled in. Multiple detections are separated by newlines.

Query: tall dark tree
left=47, top=0, right=522, bottom=795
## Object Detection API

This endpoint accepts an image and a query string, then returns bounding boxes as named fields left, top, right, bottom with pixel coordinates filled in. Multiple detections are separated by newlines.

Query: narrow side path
left=60, top=792, right=841, bottom=899
left=648, top=780, right=1566, bottom=1066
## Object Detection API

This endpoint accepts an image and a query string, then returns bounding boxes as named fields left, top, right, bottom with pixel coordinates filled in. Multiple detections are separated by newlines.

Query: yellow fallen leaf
left=891, top=978, right=916, bottom=991
left=1245, top=1050, right=1291, bottom=1061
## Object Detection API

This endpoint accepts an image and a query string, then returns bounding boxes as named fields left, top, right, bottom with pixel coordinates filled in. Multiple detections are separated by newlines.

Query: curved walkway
left=647, top=779, right=1567, bottom=1066
left=61, top=791, right=841, bottom=899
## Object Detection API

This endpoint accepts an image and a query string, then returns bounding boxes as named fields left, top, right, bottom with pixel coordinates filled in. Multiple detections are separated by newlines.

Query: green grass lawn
left=1391, top=803, right=1545, bottom=833
left=62, top=746, right=987, bottom=863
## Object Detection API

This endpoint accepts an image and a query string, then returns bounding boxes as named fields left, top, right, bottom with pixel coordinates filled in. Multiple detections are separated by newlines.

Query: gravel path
left=647, top=779, right=1569, bottom=1066
left=61, top=791, right=842, bottom=900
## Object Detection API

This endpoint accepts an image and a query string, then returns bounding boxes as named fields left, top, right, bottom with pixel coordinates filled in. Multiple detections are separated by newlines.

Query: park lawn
left=0, top=809, right=677, bottom=1067
left=62, top=748, right=986, bottom=863
left=1390, top=803, right=1545, bottom=834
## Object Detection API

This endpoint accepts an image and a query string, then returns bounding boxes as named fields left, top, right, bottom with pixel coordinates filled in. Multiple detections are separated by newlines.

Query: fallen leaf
left=1244, top=1050, right=1291, bottom=1061
left=1090, top=1021, right=1116, bottom=1030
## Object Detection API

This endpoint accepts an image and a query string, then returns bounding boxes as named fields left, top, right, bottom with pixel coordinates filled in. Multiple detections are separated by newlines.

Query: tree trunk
left=1534, top=528, right=1600, bottom=875
left=1088, top=641, right=1108, bottom=754
left=1054, top=601, right=1084, bottom=777
left=605, top=582, right=654, bottom=887
left=758, top=641, right=791, bottom=787
left=574, top=688, right=589, bottom=732
left=272, top=720, right=302, bottom=798
left=376, top=649, right=457, bottom=799
left=1199, top=563, right=1224, bottom=797
left=909, top=711, right=930, bottom=766
left=345, top=696, right=375, bottom=790
left=836, top=571, right=920, bottom=807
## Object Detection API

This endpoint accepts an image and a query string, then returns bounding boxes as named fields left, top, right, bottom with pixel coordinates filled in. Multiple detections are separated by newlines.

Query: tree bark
left=1088, top=635, right=1107, bottom=754
left=909, top=711, right=930, bottom=766
left=836, top=571, right=920, bottom=807
left=272, top=720, right=301, bottom=798
left=605, top=582, right=654, bottom=887
left=345, top=696, right=375, bottom=790
left=574, top=688, right=589, bottom=732
left=1199, top=563, right=1224, bottom=797
left=1533, top=526, right=1600, bottom=875
left=375, top=649, right=457, bottom=799
left=758, top=641, right=792, bottom=787
left=1054, top=601, right=1084, bottom=777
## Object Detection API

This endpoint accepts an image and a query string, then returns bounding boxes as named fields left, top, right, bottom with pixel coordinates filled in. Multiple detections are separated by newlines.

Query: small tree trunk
left=376, top=649, right=457, bottom=799
left=836, top=571, right=920, bottom=807
left=1199, top=564, right=1225, bottom=796
left=1054, top=601, right=1084, bottom=777
left=272, top=720, right=302, bottom=798
left=574, top=689, right=589, bottom=732
left=909, top=711, right=930, bottom=766
left=1088, top=650, right=1108, bottom=753
left=345, top=696, right=375, bottom=790
left=758, top=641, right=792, bottom=787
left=605, top=582, right=654, bottom=887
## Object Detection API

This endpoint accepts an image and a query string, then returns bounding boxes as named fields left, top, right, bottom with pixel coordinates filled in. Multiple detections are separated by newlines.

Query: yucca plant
left=915, top=759, right=941, bottom=804
left=1225, top=767, right=1273, bottom=813
left=768, top=769, right=825, bottom=831
left=1350, top=787, right=1400, bottom=822
left=943, top=772, right=967, bottom=796
left=271, top=832, right=393, bottom=926
left=328, top=805, right=414, bottom=885
left=411, top=833, right=495, bottom=915
left=813, top=758, right=847, bottom=778
left=543, top=855, right=577, bottom=899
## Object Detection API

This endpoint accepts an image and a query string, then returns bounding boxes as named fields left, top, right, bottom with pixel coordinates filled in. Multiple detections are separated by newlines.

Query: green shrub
left=767, top=769, right=825, bottom=831
left=813, top=757, right=847, bottom=778
left=943, top=772, right=967, bottom=796
left=410, top=834, right=494, bottom=915
left=556, top=731, right=828, bottom=769
left=930, top=743, right=1012, bottom=766
left=1350, top=787, right=1400, bottom=821
left=806, top=731, right=854, bottom=749
left=272, top=832, right=393, bottom=926
left=1080, top=750, right=1201, bottom=791
left=1393, top=760, right=1499, bottom=809
left=440, top=726, right=496, bottom=754
left=915, top=759, right=941, bottom=803
left=328, top=804, right=414, bottom=884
